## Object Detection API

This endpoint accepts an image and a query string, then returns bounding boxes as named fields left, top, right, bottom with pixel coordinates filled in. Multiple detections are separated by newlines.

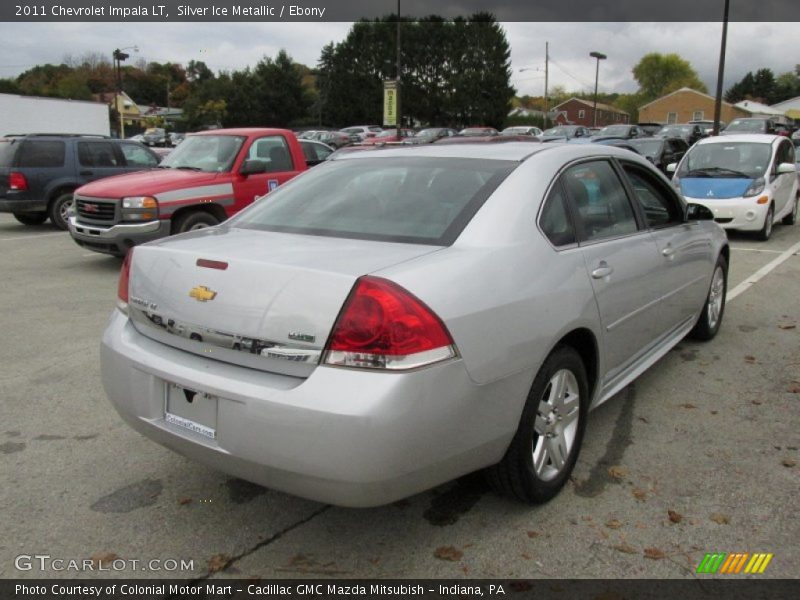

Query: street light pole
left=590, top=51, right=607, bottom=128
left=112, top=46, right=138, bottom=138
left=396, top=0, right=401, bottom=139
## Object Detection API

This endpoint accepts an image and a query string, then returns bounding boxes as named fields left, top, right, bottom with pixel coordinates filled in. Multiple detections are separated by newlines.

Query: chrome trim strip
left=129, top=305, right=322, bottom=364
left=606, top=274, right=707, bottom=332
left=156, top=183, right=235, bottom=202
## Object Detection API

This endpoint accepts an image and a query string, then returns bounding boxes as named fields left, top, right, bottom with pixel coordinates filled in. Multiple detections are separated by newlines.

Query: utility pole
left=590, top=51, right=607, bottom=128
left=543, top=42, right=549, bottom=129
left=396, top=0, right=401, bottom=139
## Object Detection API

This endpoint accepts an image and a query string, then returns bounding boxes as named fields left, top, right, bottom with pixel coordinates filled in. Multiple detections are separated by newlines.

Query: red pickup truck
left=68, top=128, right=309, bottom=257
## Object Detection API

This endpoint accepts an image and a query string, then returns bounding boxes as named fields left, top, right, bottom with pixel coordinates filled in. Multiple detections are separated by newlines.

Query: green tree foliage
left=317, top=13, right=514, bottom=128
left=632, top=53, right=707, bottom=102
left=726, top=67, right=799, bottom=104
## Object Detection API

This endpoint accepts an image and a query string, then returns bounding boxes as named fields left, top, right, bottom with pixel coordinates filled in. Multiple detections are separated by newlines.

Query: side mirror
left=666, top=163, right=678, bottom=173
left=239, top=159, right=268, bottom=176
left=777, top=162, right=796, bottom=175
left=685, top=203, right=715, bottom=221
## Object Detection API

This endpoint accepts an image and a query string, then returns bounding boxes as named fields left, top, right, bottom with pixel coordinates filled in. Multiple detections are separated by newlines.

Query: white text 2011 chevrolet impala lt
left=101, top=142, right=729, bottom=507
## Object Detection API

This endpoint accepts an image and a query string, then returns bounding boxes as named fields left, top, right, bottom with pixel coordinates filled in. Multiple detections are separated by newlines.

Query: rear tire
left=782, top=196, right=798, bottom=226
left=48, top=192, right=74, bottom=230
left=690, top=255, right=727, bottom=341
left=487, top=346, right=588, bottom=504
left=13, top=212, right=48, bottom=226
left=172, top=210, right=220, bottom=234
left=756, top=204, right=774, bottom=241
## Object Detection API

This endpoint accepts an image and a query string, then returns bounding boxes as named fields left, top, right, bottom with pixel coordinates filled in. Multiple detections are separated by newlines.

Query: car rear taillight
left=323, top=276, right=457, bottom=370
left=9, top=172, right=28, bottom=191
left=117, top=250, right=133, bottom=313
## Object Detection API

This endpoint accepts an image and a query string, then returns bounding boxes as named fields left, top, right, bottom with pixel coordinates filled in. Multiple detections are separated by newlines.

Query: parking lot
left=0, top=212, right=798, bottom=581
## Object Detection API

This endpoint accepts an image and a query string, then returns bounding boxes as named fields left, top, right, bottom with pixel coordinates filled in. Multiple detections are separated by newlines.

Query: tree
left=632, top=53, right=706, bottom=102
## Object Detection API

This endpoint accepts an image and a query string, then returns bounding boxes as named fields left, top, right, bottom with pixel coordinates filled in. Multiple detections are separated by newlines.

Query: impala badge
left=189, top=286, right=217, bottom=302
left=288, top=332, right=316, bottom=343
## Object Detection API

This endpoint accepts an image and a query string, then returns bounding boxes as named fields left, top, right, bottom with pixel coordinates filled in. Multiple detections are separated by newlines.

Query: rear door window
left=0, top=139, right=19, bottom=167
left=539, top=183, right=576, bottom=247
left=17, top=140, right=66, bottom=168
left=561, top=160, right=639, bottom=242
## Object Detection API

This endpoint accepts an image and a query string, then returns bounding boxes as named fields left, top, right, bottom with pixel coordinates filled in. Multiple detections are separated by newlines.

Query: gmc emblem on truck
left=83, top=203, right=100, bottom=213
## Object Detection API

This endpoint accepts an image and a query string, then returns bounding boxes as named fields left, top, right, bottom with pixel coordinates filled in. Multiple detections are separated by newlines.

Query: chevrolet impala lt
left=101, top=143, right=729, bottom=507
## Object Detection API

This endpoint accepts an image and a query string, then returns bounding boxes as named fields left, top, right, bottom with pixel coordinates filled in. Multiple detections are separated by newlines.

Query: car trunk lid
left=127, top=226, right=443, bottom=377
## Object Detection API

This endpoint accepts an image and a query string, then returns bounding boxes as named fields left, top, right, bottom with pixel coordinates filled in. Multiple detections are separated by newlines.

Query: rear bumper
left=68, top=217, right=171, bottom=256
left=684, top=195, right=769, bottom=232
left=100, top=310, right=531, bottom=507
left=0, top=196, right=47, bottom=213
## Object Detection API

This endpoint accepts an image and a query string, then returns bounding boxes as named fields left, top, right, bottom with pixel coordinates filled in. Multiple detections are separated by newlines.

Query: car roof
left=696, top=134, right=780, bottom=145
left=328, top=140, right=642, bottom=163
left=192, top=128, right=292, bottom=136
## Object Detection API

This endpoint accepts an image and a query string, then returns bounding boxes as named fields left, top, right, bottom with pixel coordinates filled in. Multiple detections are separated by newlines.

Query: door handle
left=80, top=170, right=93, bottom=176
left=662, top=246, right=675, bottom=258
left=591, top=262, right=614, bottom=279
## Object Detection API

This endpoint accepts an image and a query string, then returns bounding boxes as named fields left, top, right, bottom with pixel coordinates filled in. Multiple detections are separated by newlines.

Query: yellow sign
left=383, top=80, right=397, bottom=127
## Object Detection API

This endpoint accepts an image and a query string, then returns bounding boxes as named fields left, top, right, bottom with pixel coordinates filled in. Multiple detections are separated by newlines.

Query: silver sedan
left=101, top=142, right=729, bottom=507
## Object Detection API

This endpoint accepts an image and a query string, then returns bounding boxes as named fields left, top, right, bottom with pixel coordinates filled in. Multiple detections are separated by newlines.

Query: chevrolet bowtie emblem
left=189, top=286, right=217, bottom=302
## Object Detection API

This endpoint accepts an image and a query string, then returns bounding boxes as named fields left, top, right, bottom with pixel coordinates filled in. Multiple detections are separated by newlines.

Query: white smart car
left=669, top=134, right=798, bottom=240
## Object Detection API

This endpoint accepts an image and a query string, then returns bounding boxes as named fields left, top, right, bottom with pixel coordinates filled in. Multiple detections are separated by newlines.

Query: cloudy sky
left=1, top=22, right=798, bottom=99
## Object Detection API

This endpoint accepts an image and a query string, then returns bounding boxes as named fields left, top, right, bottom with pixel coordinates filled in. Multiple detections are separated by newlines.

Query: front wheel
left=689, top=254, right=727, bottom=341
left=487, top=346, right=589, bottom=504
left=782, top=196, right=798, bottom=226
left=48, top=192, right=74, bottom=230
left=172, top=211, right=220, bottom=234
left=756, top=204, right=774, bottom=241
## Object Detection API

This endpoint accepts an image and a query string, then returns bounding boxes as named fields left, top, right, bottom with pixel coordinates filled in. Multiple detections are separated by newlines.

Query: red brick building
left=552, top=97, right=629, bottom=127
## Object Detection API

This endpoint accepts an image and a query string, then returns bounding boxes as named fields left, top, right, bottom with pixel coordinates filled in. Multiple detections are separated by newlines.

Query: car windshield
left=659, top=126, right=691, bottom=136
left=230, top=157, right=515, bottom=245
left=725, top=120, right=765, bottom=133
left=678, top=142, right=772, bottom=178
left=159, top=135, right=246, bottom=172
left=627, top=140, right=663, bottom=157
left=502, top=128, right=529, bottom=135
left=598, top=125, right=629, bottom=136
left=460, top=128, right=492, bottom=136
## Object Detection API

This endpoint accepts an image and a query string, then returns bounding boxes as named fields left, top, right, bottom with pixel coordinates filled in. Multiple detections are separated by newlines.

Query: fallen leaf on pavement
left=788, top=386, right=800, bottom=394
left=668, top=510, right=683, bottom=523
left=782, top=458, right=796, bottom=468
left=605, top=519, right=623, bottom=529
left=90, top=552, right=118, bottom=567
left=778, top=324, right=796, bottom=330
left=526, top=530, right=540, bottom=538
left=178, top=497, right=192, bottom=505
left=608, top=466, right=628, bottom=480
left=710, top=513, right=730, bottom=525
left=613, top=543, right=637, bottom=554
left=644, top=547, right=666, bottom=560
left=679, top=403, right=697, bottom=409
left=632, top=488, right=648, bottom=501
left=434, top=546, right=463, bottom=561
left=744, top=355, right=757, bottom=364
left=208, top=554, right=231, bottom=573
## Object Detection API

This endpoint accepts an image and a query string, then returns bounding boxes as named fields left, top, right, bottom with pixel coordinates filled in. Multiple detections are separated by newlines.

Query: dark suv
left=0, top=134, right=160, bottom=229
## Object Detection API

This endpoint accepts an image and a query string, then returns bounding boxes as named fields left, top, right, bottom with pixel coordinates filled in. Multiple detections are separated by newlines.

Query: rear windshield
left=0, top=139, right=19, bottom=168
left=231, top=157, right=516, bottom=245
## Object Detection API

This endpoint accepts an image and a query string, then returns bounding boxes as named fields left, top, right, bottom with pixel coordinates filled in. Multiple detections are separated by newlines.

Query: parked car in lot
left=689, top=119, right=725, bottom=135
left=0, top=133, right=160, bottom=229
left=340, top=125, right=383, bottom=141
left=669, top=134, right=798, bottom=240
left=636, top=122, right=665, bottom=136
left=143, top=127, right=167, bottom=147
left=360, top=129, right=416, bottom=145
left=68, top=128, right=311, bottom=256
left=619, top=137, right=689, bottom=174
left=501, top=126, right=543, bottom=137
left=655, top=123, right=705, bottom=146
left=540, top=125, right=592, bottom=142
left=169, top=132, right=186, bottom=146
left=458, top=127, right=499, bottom=137
left=306, top=131, right=351, bottom=149
left=102, top=142, right=729, bottom=507
left=404, top=127, right=458, bottom=144
left=721, top=118, right=777, bottom=136
left=591, top=124, right=648, bottom=142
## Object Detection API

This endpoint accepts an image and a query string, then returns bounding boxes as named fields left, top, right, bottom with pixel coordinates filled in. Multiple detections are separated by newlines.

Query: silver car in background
left=102, top=143, right=729, bottom=507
